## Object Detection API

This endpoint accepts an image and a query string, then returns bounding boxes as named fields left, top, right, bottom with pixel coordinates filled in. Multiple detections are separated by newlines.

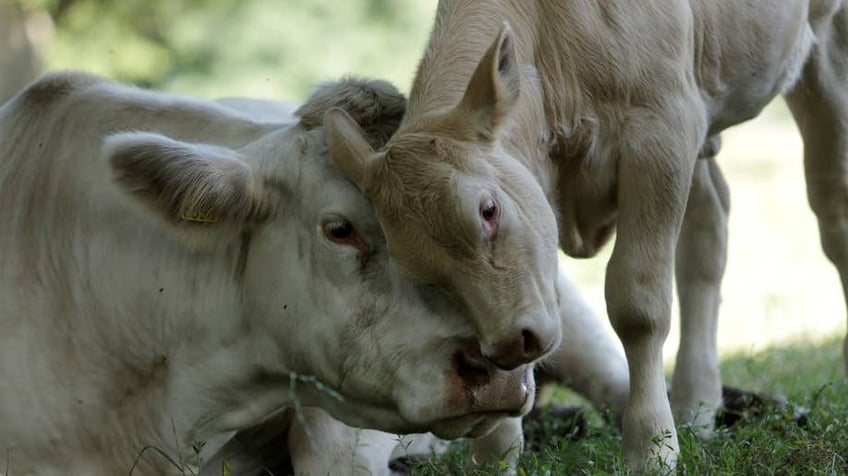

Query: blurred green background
left=1, top=0, right=437, bottom=100
left=1, top=0, right=845, bottom=366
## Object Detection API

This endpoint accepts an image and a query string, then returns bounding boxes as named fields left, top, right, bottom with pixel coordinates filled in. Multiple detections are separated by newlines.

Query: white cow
left=199, top=260, right=628, bottom=475
left=0, top=72, right=535, bottom=475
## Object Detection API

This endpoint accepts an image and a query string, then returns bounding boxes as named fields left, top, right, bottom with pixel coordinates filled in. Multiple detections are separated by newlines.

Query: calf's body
left=326, top=0, right=848, bottom=469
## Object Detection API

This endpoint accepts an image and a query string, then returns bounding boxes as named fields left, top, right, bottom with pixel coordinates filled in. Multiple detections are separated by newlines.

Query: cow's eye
left=322, top=218, right=370, bottom=255
left=324, top=220, right=355, bottom=242
left=324, top=220, right=354, bottom=241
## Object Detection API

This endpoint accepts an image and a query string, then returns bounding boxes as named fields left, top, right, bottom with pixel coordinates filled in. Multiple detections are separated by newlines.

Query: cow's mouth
left=429, top=410, right=519, bottom=439
left=427, top=377, right=533, bottom=439
left=325, top=391, right=526, bottom=439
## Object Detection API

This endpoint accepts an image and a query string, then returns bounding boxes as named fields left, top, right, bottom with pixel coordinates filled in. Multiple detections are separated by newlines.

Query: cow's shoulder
left=10, top=70, right=104, bottom=111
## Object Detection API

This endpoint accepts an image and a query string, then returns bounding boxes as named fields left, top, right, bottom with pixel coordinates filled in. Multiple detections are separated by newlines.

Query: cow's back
left=0, top=71, right=133, bottom=474
left=0, top=72, right=112, bottom=358
left=0, top=72, right=103, bottom=282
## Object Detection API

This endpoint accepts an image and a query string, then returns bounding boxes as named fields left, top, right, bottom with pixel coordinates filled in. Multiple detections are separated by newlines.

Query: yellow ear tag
left=179, top=209, right=219, bottom=223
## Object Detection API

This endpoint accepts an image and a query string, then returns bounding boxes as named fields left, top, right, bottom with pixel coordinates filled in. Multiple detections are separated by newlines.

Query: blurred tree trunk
left=0, top=2, right=43, bottom=104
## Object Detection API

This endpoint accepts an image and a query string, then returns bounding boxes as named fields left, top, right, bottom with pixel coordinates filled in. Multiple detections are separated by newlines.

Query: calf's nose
left=484, top=328, right=551, bottom=371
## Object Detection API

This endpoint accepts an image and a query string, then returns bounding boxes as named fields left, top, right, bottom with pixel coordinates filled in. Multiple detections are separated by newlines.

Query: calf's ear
left=324, top=106, right=376, bottom=191
left=457, top=22, right=521, bottom=138
left=103, top=131, right=272, bottom=247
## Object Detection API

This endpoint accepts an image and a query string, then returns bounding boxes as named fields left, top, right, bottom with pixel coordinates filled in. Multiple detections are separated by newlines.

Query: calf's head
left=325, top=26, right=561, bottom=370
left=103, top=79, right=533, bottom=439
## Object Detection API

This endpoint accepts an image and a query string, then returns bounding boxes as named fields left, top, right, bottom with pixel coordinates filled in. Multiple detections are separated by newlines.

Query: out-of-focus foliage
left=12, top=0, right=437, bottom=100
left=1, top=1, right=42, bottom=102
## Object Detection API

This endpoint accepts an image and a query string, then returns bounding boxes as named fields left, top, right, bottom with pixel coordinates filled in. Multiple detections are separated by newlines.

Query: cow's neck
left=148, top=313, right=299, bottom=464
left=72, top=234, right=300, bottom=463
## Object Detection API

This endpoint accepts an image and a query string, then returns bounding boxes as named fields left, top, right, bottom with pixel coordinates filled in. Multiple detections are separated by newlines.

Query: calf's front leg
left=606, top=104, right=703, bottom=472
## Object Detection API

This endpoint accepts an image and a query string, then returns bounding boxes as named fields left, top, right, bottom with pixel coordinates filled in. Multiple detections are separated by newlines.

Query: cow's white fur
left=202, top=258, right=629, bottom=474
left=0, top=72, right=535, bottom=475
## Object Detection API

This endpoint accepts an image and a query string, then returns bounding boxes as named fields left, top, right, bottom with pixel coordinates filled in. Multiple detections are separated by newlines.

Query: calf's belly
left=694, top=0, right=813, bottom=135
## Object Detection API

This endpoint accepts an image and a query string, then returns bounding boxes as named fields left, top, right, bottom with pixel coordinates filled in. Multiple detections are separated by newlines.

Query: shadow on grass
left=406, top=335, right=848, bottom=475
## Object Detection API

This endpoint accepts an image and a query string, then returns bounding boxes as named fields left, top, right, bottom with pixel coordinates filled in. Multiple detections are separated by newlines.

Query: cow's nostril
left=521, top=328, right=543, bottom=357
left=485, top=327, right=555, bottom=370
left=453, top=350, right=491, bottom=387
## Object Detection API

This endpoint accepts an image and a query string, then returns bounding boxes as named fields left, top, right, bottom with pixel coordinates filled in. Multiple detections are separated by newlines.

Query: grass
left=404, top=335, right=848, bottom=475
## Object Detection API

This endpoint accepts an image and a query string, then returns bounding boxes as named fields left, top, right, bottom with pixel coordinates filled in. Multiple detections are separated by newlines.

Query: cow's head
left=103, top=79, right=533, bottom=439
left=325, top=25, right=561, bottom=370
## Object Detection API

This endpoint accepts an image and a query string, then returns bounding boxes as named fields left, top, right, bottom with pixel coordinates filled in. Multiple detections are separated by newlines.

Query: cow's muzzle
left=453, top=346, right=534, bottom=415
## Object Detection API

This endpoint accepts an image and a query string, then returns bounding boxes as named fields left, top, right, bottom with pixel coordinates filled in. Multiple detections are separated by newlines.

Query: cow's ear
left=104, top=131, right=272, bottom=246
left=456, top=22, right=521, bottom=138
left=325, top=106, right=376, bottom=191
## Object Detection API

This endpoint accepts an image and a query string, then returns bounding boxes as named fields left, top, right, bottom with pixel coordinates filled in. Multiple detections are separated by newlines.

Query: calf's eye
left=479, top=198, right=499, bottom=238
left=480, top=199, right=497, bottom=221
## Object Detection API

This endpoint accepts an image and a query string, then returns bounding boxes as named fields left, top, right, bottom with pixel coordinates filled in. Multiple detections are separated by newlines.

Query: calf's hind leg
left=784, top=5, right=848, bottom=372
left=672, top=148, right=729, bottom=439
